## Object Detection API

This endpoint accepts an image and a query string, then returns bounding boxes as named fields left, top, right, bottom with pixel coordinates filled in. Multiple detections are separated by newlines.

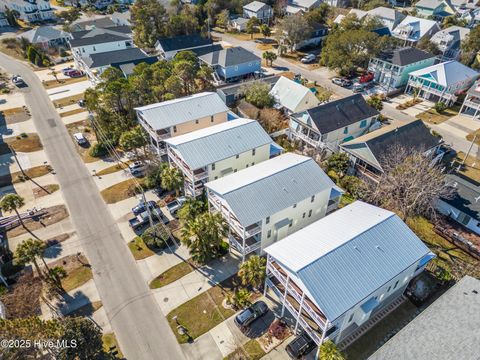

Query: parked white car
left=128, top=161, right=146, bottom=175
left=73, top=133, right=87, bottom=145
left=300, top=54, right=316, bottom=64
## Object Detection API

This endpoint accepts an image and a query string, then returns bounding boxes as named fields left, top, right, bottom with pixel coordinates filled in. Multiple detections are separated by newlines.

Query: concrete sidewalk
left=153, top=253, right=241, bottom=315
left=137, top=244, right=190, bottom=283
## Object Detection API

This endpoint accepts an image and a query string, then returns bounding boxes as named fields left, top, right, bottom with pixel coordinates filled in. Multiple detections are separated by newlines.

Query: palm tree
left=263, top=51, right=277, bottom=67
left=48, top=266, right=67, bottom=289
left=238, top=255, right=267, bottom=290
left=161, top=165, right=183, bottom=197
left=319, top=340, right=345, bottom=360
left=1, top=194, right=25, bottom=227
left=177, top=195, right=207, bottom=224
left=181, top=212, right=228, bottom=264
left=14, top=238, right=47, bottom=278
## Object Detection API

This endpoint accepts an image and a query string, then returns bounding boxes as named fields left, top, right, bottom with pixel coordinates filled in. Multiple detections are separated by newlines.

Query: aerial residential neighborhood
left=0, top=0, right=479, bottom=359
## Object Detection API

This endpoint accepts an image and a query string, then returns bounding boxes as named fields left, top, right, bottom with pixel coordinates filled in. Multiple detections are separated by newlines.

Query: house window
left=348, top=313, right=354, bottom=323
left=393, top=280, right=399, bottom=289
left=266, top=216, right=270, bottom=224
left=236, top=154, right=239, bottom=159
left=214, top=176, right=218, bottom=180
left=302, top=212, right=306, bottom=218
left=235, top=66, right=239, bottom=71
left=251, top=162, right=254, bottom=166
left=293, top=203, right=297, bottom=208
left=387, top=286, right=391, bottom=293
left=234, top=169, right=237, bottom=172
left=360, top=119, right=367, bottom=128
left=195, top=119, right=199, bottom=124
left=289, top=221, right=293, bottom=228
left=246, top=164, right=249, bottom=168
left=93, top=46, right=96, bottom=51
left=343, top=127, right=348, bottom=134
left=173, top=126, right=177, bottom=133
left=211, top=116, right=214, bottom=122
left=311, top=195, right=315, bottom=203
left=252, top=149, right=256, bottom=156
left=267, top=230, right=271, bottom=238
left=308, top=210, right=312, bottom=217
left=212, top=163, right=215, bottom=170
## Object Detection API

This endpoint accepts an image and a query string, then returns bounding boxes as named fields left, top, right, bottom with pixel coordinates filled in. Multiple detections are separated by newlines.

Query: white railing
left=291, top=130, right=322, bottom=148
left=229, top=234, right=261, bottom=255
left=464, top=98, right=480, bottom=110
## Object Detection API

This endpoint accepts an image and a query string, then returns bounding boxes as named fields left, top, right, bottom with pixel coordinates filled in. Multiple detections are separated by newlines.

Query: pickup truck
left=132, top=200, right=158, bottom=216
left=166, top=196, right=186, bottom=215
left=128, top=207, right=168, bottom=229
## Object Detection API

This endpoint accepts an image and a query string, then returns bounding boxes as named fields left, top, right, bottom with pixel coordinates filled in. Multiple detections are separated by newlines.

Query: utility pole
left=461, top=132, right=477, bottom=168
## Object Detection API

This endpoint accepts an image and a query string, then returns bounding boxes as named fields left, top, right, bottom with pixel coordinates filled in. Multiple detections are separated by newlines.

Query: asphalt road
left=0, top=53, right=185, bottom=360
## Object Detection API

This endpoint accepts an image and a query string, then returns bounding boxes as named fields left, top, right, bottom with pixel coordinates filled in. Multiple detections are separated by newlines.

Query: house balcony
left=463, top=97, right=480, bottom=111
left=169, top=149, right=208, bottom=181
left=185, top=179, right=204, bottom=197
left=266, top=277, right=326, bottom=345
left=229, top=218, right=262, bottom=240
left=229, top=233, right=261, bottom=255
left=408, top=80, right=454, bottom=100
left=290, top=128, right=322, bottom=149
left=268, top=261, right=328, bottom=329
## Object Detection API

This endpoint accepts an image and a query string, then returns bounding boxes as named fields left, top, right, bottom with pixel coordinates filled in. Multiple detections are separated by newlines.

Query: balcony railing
left=229, top=234, right=261, bottom=255
left=268, top=262, right=327, bottom=328
left=464, top=98, right=480, bottom=110
left=291, top=129, right=322, bottom=148
left=409, top=81, right=453, bottom=99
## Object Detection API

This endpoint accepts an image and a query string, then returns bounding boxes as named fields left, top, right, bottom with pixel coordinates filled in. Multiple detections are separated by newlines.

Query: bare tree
left=365, top=145, right=454, bottom=220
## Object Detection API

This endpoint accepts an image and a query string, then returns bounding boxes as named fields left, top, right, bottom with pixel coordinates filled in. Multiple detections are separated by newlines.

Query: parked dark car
left=132, top=200, right=158, bottom=216
left=234, top=301, right=268, bottom=328
left=152, top=187, right=168, bottom=198
left=286, top=333, right=316, bottom=359
left=68, top=70, right=84, bottom=78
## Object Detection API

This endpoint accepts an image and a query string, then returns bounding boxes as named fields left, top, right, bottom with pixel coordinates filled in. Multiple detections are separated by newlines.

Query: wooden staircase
left=338, top=295, right=407, bottom=350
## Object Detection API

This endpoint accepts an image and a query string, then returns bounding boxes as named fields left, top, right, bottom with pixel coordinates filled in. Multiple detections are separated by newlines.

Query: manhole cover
left=47, top=118, right=56, bottom=127
left=164, top=297, right=169, bottom=302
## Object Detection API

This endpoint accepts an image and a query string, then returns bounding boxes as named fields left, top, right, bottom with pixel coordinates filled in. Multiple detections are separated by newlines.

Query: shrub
left=339, top=175, right=365, bottom=199
left=434, top=102, right=447, bottom=113
left=89, top=142, right=108, bottom=157
left=226, top=288, right=251, bottom=309
left=325, top=153, right=350, bottom=175
left=20, top=133, right=28, bottom=138
left=1, top=89, right=10, bottom=94
left=268, top=320, right=289, bottom=340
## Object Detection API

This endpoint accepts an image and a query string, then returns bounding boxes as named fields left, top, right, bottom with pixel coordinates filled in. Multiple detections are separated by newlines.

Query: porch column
left=319, top=320, right=330, bottom=344
left=263, top=255, right=271, bottom=296
left=242, top=228, right=246, bottom=263
left=281, top=275, right=290, bottom=317
left=294, top=292, right=306, bottom=333
left=206, top=189, right=211, bottom=212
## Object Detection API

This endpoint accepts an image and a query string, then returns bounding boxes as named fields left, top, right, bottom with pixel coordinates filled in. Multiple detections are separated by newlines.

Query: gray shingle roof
left=243, top=1, right=270, bottom=12
left=206, top=153, right=336, bottom=226
left=156, top=34, right=212, bottom=52
left=265, top=201, right=433, bottom=321
left=83, top=47, right=150, bottom=68
left=441, top=174, right=480, bottom=220
left=165, top=119, right=273, bottom=169
left=70, top=17, right=117, bottom=31
left=369, top=276, right=480, bottom=360
left=199, top=46, right=260, bottom=67
left=377, top=47, right=435, bottom=66
left=69, top=26, right=131, bottom=47
left=18, top=26, right=70, bottom=43
left=293, top=94, right=379, bottom=134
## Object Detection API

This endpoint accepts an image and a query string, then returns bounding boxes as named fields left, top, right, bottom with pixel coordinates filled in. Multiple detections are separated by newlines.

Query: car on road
left=73, top=132, right=87, bottom=145
left=128, top=161, right=146, bottom=176
left=68, top=70, right=84, bottom=78
left=234, top=301, right=269, bottom=329
left=153, top=187, right=168, bottom=198
left=331, top=77, right=352, bottom=87
left=62, top=68, right=75, bottom=76
left=300, top=54, right=316, bottom=64
left=352, top=83, right=364, bottom=93
left=132, top=200, right=158, bottom=216
left=285, top=333, right=316, bottom=359
left=166, top=196, right=186, bottom=215
left=129, top=207, right=168, bottom=230
left=11, top=75, right=25, bottom=86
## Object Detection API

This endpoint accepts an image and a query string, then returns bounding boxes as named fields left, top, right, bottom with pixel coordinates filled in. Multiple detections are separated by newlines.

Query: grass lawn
left=53, top=93, right=84, bottom=108
left=0, top=165, right=52, bottom=188
left=33, top=183, right=60, bottom=198
left=96, top=161, right=132, bottom=176
left=128, top=237, right=155, bottom=260
left=225, top=339, right=266, bottom=360
left=149, top=260, right=195, bottom=289
left=0, top=42, right=26, bottom=63
left=61, top=265, right=93, bottom=292
left=43, top=76, right=87, bottom=89
left=416, top=107, right=459, bottom=125
left=226, top=32, right=263, bottom=41
left=59, top=108, right=86, bottom=118
left=450, top=151, right=480, bottom=183
left=167, top=276, right=237, bottom=343
left=102, top=333, right=124, bottom=359
left=1, top=107, right=25, bottom=117
left=5, top=133, right=43, bottom=152
left=101, top=178, right=146, bottom=204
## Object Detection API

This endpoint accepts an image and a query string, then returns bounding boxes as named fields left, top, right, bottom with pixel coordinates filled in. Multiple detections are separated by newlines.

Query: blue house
left=199, top=46, right=261, bottom=82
